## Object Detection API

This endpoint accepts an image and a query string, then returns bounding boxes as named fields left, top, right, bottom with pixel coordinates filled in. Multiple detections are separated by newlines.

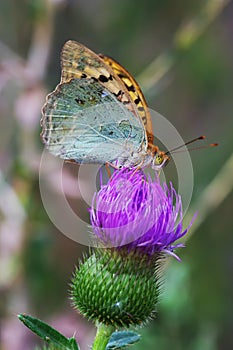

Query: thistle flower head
left=90, top=168, right=191, bottom=260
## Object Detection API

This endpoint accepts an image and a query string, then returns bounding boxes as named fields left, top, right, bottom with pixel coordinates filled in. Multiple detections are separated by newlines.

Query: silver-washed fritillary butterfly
left=41, top=40, right=170, bottom=169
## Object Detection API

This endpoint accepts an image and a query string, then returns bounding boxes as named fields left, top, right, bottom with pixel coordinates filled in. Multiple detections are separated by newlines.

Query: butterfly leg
left=106, top=161, right=120, bottom=170
left=131, top=165, right=142, bottom=177
left=105, top=163, right=112, bottom=178
left=105, top=161, right=120, bottom=178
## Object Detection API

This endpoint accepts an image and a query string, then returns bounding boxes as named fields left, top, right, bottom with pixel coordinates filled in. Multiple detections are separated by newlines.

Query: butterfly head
left=152, top=150, right=170, bottom=171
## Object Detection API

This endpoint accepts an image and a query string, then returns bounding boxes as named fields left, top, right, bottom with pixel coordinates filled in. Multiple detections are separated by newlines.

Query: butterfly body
left=41, top=40, right=170, bottom=169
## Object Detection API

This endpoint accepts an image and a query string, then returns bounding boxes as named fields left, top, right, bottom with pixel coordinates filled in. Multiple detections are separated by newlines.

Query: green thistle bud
left=71, top=249, right=162, bottom=328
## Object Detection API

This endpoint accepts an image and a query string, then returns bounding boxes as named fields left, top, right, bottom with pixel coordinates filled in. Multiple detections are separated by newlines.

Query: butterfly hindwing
left=41, top=78, right=146, bottom=164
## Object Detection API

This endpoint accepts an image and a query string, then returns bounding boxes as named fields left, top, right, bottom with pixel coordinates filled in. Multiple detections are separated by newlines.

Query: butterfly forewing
left=41, top=78, right=145, bottom=164
left=99, top=54, right=154, bottom=144
left=61, top=41, right=145, bottom=129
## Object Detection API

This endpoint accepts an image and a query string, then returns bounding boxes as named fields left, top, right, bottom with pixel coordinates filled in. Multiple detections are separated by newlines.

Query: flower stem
left=92, top=323, right=115, bottom=350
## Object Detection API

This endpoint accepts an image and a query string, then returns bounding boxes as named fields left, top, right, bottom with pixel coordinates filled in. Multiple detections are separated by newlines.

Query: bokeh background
left=0, top=0, right=233, bottom=349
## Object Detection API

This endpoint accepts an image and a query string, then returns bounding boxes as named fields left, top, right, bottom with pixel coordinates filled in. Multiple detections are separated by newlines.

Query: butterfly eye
left=153, top=154, right=170, bottom=170
left=155, top=154, right=163, bottom=165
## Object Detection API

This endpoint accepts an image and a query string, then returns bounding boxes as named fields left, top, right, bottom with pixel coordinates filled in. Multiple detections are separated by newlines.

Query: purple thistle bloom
left=90, top=168, right=194, bottom=260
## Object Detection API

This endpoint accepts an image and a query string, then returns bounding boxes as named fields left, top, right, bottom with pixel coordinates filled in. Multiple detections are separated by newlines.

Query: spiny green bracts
left=71, top=249, right=163, bottom=328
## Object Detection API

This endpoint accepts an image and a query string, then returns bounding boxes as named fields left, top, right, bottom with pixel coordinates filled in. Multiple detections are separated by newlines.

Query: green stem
left=92, top=323, right=115, bottom=350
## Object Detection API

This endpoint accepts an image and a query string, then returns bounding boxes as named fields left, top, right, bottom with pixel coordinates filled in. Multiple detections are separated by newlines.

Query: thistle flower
left=71, top=168, right=194, bottom=330
left=90, top=168, right=190, bottom=260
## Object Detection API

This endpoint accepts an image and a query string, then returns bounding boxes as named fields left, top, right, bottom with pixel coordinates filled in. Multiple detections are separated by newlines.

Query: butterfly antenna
left=165, top=135, right=208, bottom=155
left=170, top=143, right=218, bottom=154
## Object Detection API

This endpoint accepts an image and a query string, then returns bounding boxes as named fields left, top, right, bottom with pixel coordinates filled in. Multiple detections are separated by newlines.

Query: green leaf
left=106, top=331, right=141, bottom=349
left=18, top=314, right=79, bottom=350
left=68, top=337, right=79, bottom=350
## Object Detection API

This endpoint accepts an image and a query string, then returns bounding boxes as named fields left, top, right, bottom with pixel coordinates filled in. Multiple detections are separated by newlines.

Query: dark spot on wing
left=75, top=98, right=84, bottom=105
left=126, top=84, right=136, bottom=92
left=81, top=73, right=87, bottom=78
left=114, top=90, right=123, bottom=98
left=98, top=74, right=113, bottom=83
left=134, top=98, right=140, bottom=104
left=138, top=106, right=144, bottom=111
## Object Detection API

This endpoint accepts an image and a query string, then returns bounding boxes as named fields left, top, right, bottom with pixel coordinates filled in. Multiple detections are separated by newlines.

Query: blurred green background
left=0, top=0, right=233, bottom=349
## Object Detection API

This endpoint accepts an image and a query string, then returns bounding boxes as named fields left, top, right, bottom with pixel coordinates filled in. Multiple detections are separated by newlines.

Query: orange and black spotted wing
left=60, top=40, right=144, bottom=128
left=99, top=54, right=154, bottom=145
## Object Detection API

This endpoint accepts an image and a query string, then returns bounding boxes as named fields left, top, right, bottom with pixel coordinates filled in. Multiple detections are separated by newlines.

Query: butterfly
left=41, top=40, right=170, bottom=169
